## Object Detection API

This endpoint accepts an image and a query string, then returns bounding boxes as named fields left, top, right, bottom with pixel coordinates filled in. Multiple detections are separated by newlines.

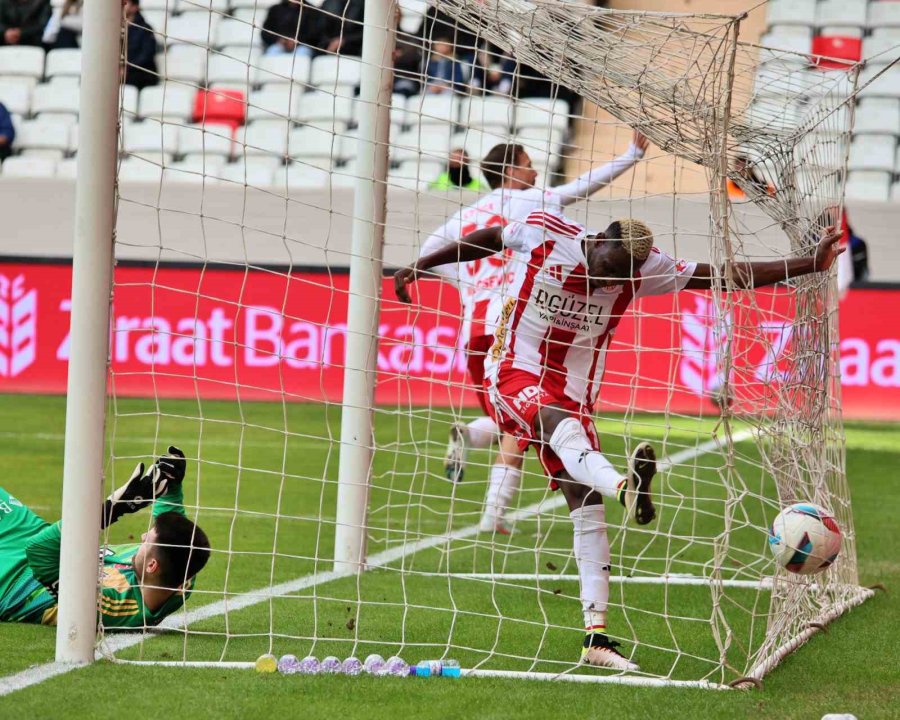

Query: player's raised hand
left=632, top=129, right=650, bottom=154
left=394, top=265, right=418, bottom=304
left=813, top=225, right=846, bottom=272
left=155, top=446, right=186, bottom=487
left=101, top=460, right=171, bottom=529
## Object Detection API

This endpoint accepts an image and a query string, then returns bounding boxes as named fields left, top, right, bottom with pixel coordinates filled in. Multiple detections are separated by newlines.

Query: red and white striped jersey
left=487, top=210, right=698, bottom=409
left=419, top=188, right=563, bottom=341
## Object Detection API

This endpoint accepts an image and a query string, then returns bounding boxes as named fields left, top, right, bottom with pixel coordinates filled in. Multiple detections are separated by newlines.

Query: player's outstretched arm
left=551, top=129, right=649, bottom=208
left=684, top=227, right=844, bottom=290
left=394, top=226, right=504, bottom=303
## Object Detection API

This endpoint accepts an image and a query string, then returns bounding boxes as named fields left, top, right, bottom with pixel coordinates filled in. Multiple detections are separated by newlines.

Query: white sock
left=549, top=417, right=625, bottom=499
left=466, top=416, right=499, bottom=449
left=570, top=504, right=610, bottom=632
left=481, top=463, right=522, bottom=526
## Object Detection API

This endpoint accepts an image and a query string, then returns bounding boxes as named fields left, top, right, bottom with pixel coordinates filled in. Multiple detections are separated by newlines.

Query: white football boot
left=581, top=634, right=640, bottom=672
left=444, top=422, right=469, bottom=483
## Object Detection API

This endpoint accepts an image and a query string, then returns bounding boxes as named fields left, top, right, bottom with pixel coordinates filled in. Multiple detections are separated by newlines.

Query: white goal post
left=56, top=0, right=874, bottom=687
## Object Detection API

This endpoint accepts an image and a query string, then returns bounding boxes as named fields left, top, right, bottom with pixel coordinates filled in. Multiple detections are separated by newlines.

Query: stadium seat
left=140, top=10, right=167, bottom=33
left=31, top=83, right=80, bottom=119
left=392, top=126, right=453, bottom=163
left=398, top=0, right=428, bottom=33
left=858, top=65, right=900, bottom=98
left=848, top=134, right=896, bottom=172
left=515, top=124, right=565, bottom=149
left=892, top=179, right=900, bottom=201
left=854, top=99, right=900, bottom=134
left=286, top=162, right=357, bottom=189
left=215, top=17, right=258, bottom=48
left=14, top=120, right=71, bottom=160
left=1, top=156, right=56, bottom=178
left=139, top=0, right=174, bottom=10
left=295, top=90, right=355, bottom=128
left=139, top=83, right=196, bottom=122
left=207, top=53, right=255, bottom=88
left=759, top=32, right=812, bottom=63
left=310, top=55, right=362, bottom=90
left=246, top=86, right=298, bottom=122
left=163, top=156, right=226, bottom=184
left=461, top=96, right=515, bottom=132
left=164, top=12, right=220, bottom=46
left=219, top=160, right=278, bottom=187
left=390, top=93, right=408, bottom=128
left=179, top=0, right=230, bottom=13
left=394, top=158, right=442, bottom=185
left=456, top=129, right=508, bottom=162
left=0, top=47, right=45, bottom=86
left=815, top=0, right=868, bottom=29
left=193, top=88, right=247, bottom=129
left=745, top=99, right=802, bottom=133
left=767, top=0, right=817, bottom=26
left=335, top=133, right=358, bottom=162
left=121, top=119, right=181, bottom=158
left=160, top=45, right=209, bottom=85
left=229, top=0, right=280, bottom=10
left=254, top=54, right=312, bottom=88
left=515, top=100, right=569, bottom=131
left=869, top=1, right=900, bottom=28
left=845, top=170, right=891, bottom=201
left=766, top=25, right=814, bottom=41
left=237, top=120, right=289, bottom=158
left=44, top=49, right=82, bottom=81
left=288, top=125, right=343, bottom=159
left=812, top=36, right=861, bottom=69
left=0, top=82, right=30, bottom=117
left=862, top=32, right=900, bottom=64
left=179, top=122, right=235, bottom=159
left=122, top=85, right=140, bottom=120
left=408, top=94, right=460, bottom=126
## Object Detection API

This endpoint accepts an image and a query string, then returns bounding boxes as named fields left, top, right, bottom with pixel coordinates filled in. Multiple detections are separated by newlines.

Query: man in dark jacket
left=0, top=0, right=50, bottom=46
left=261, top=0, right=317, bottom=56
left=123, top=0, right=158, bottom=90
left=314, top=0, right=364, bottom=56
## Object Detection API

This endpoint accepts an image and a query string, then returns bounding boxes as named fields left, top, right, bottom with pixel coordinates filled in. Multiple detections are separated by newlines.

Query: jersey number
left=461, top=214, right=509, bottom=276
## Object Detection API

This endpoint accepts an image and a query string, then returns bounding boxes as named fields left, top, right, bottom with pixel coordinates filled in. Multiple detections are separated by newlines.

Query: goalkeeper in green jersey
left=0, top=446, right=210, bottom=628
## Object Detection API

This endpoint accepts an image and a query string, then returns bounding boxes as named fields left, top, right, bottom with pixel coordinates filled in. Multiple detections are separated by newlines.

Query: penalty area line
left=0, top=428, right=752, bottom=696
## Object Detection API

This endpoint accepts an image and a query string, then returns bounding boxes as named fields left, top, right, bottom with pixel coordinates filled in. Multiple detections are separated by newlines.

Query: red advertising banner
left=0, top=261, right=898, bottom=419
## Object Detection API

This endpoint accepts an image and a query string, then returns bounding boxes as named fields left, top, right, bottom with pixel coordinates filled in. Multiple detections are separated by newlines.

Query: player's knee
left=536, top=406, right=569, bottom=445
left=558, top=474, right=602, bottom=510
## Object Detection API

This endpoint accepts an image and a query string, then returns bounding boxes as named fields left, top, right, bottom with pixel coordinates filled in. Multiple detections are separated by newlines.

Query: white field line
left=0, top=429, right=753, bottom=696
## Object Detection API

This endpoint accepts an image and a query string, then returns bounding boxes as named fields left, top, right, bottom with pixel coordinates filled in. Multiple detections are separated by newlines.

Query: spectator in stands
left=0, top=101, right=15, bottom=162
left=418, top=2, right=477, bottom=62
left=425, top=40, right=467, bottom=94
left=0, top=0, right=50, bottom=46
left=430, top=148, right=488, bottom=191
left=122, top=0, right=158, bottom=90
left=261, top=0, right=317, bottom=57
left=315, top=0, right=365, bottom=56
left=392, top=16, right=423, bottom=97
left=42, top=0, right=82, bottom=48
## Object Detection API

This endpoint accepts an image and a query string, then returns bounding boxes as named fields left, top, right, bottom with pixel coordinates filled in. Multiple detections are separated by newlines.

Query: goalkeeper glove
left=101, top=446, right=186, bottom=529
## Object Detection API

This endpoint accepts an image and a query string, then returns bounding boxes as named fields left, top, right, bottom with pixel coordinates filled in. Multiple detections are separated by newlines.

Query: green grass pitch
left=0, top=394, right=897, bottom=719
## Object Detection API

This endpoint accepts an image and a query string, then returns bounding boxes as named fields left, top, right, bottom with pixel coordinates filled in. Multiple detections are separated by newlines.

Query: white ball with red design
left=769, top=503, right=842, bottom=575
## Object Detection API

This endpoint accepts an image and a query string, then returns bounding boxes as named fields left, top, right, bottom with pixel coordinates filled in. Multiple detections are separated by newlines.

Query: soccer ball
left=768, top=503, right=842, bottom=575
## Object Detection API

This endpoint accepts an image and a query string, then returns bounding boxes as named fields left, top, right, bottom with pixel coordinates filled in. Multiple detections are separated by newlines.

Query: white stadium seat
left=140, top=0, right=175, bottom=10
left=0, top=82, right=30, bottom=116
left=815, top=0, right=868, bottom=28
left=854, top=99, right=900, bottom=135
left=766, top=25, right=814, bottom=40
left=229, top=0, right=279, bottom=10
left=398, top=0, right=428, bottom=33
left=1, top=156, right=56, bottom=178
left=392, top=126, right=452, bottom=163
left=0, top=47, right=45, bottom=85
left=845, top=170, right=891, bottom=201
left=892, top=180, right=900, bottom=201
left=118, top=157, right=164, bottom=183
left=390, top=93, right=408, bottom=127
left=407, top=94, right=460, bottom=126
left=869, top=1, right=900, bottom=28
left=219, top=161, right=278, bottom=187
left=121, top=120, right=181, bottom=157
left=207, top=53, right=255, bottom=88
left=766, top=0, right=817, bottom=26
left=164, top=12, right=220, bottom=46
left=57, top=157, right=79, bottom=179
left=515, top=100, right=569, bottom=131
left=179, top=122, right=234, bottom=159
left=457, top=129, right=509, bottom=162
left=179, top=0, right=230, bottom=13
left=295, top=90, right=355, bottom=127
left=44, top=49, right=82, bottom=81
left=163, top=156, right=226, bottom=183
left=215, top=18, right=258, bottom=48
left=286, top=162, right=356, bottom=189
left=15, top=120, right=71, bottom=160
left=288, top=125, right=342, bottom=159
left=394, top=158, right=442, bottom=184
left=159, top=45, right=209, bottom=85
left=246, top=86, right=297, bottom=122
left=848, top=134, right=896, bottom=172
left=237, top=120, right=289, bottom=158
left=122, top=85, right=140, bottom=119
left=461, top=96, right=515, bottom=132
left=858, top=65, right=900, bottom=99
left=139, top=83, right=196, bottom=122
left=862, top=33, right=900, bottom=65
left=254, top=54, right=312, bottom=87
left=31, top=83, right=80, bottom=118
left=335, top=132, right=358, bottom=162
left=141, top=9, right=167, bottom=33
left=310, top=55, right=362, bottom=90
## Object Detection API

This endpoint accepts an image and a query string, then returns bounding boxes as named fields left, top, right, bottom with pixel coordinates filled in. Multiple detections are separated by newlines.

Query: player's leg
left=478, top=433, right=524, bottom=534
left=556, top=478, right=639, bottom=671
left=537, top=406, right=657, bottom=525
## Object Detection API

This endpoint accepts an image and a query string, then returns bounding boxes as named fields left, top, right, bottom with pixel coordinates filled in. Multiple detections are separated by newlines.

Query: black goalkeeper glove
left=101, top=446, right=186, bottom=529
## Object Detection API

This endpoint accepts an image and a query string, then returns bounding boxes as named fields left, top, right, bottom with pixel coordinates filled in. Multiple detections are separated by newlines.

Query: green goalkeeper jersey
left=0, top=485, right=193, bottom=627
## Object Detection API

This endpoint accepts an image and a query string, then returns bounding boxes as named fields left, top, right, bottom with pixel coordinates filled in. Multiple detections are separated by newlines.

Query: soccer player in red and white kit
left=420, top=130, right=649, bottom=535
left=397, top=210, right=843, bottom=670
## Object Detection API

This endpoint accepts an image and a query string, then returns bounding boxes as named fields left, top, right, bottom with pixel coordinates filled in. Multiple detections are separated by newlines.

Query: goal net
left=86, top=0, right=871, bottom=687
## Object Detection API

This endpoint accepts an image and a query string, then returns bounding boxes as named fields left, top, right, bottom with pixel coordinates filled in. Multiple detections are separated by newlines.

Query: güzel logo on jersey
left=0, top=273, right=37, bottom=379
